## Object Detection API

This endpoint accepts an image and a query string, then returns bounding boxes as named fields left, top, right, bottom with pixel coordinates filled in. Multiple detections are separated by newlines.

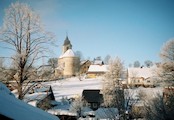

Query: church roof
left=59, top=49, right=75, bottom=58
left=63, top=36, right=71, bottom=45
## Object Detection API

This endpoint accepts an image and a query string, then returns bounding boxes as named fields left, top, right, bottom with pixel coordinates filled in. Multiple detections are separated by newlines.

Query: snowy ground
left=43, top=77, right=163, bottom=101
left=43, top=77, right=103, bottom=100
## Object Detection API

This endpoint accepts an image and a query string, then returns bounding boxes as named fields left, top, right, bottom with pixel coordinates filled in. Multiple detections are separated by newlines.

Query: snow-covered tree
left=70, top=96, right=88, bottom=117
left=0, top=2, right=54, bottom=99
left=102, top=57, right=125, bottom=117
left=142, top=39, right=174, bottom=120
left=158, top=39, right=174, bottom=86
left=143, top=92, right=174, bottom=120
left=160, top=39, right=174, bottom=62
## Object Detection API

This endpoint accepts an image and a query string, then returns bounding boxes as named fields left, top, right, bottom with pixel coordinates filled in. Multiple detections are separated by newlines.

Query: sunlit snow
left=43, top=77, right=103, bottom=100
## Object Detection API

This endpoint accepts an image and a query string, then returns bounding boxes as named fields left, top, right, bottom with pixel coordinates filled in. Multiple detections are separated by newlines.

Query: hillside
left=44, top=77, right=103, bottom=100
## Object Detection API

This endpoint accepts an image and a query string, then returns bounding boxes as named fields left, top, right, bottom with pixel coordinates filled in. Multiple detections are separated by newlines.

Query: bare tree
left=0, top=2, right=54, bottom=99
left=48, top=58, right=57, bottom=69
left=0, top=57, right=4, bottom=69
left=37, top=65, right=54, bottom=80
left=102, top=57, right=125, bottom=118
left=0, top=57, right=7, bottom=82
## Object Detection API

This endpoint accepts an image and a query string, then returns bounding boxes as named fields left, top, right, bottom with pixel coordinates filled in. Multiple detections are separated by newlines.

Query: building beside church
left=86, top=58, right=108, bottom=78
left=55, top=36, right=80, bottom=78
left=87, top=64, right=109, bottom=78
left=80, top=60, right=91, bottom=75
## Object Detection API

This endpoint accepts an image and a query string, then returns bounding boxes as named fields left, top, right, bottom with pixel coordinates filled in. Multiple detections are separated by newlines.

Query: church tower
left=55, top=35, right=80, bottom=78
left=62, top=36, right=72, bottom=54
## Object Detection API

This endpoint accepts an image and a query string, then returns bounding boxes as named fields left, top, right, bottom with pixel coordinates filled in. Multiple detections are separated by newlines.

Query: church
left=55, top=36, right=80, bottom=78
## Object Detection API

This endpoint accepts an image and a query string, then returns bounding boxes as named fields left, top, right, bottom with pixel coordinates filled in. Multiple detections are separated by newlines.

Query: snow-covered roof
left=124, top=87, right=163, bottom=101
left=24, top=92, right=50, bottom=104
left=95, top=108, right=119, bottom=119
left=59, top=49, right=75, bottom=58
left=81, top=107, right=93, bottom=115
left=34, top=85, right=50, bottom=92
left=48, top=109, right=77, bottom=116
left=0, top=82, right=59, bottom=120
left=80, top=60, right=90, bottom=65
left=128, top=67, right=156, bottom=79
left=88, top=65, right=109, bottom=73
left=93, top=60, right=104, bottom=65
left=23, top=84, right=54, bottom=106
left=80, top=108, right=119, bottom=120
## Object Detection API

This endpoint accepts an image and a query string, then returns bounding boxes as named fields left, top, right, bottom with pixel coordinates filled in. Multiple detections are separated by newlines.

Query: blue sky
left=0, top=0, right=174, bottom=66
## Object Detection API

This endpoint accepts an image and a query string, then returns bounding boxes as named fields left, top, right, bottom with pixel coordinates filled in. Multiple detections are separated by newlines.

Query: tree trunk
left=18, top=84, right=23, bottom=99
left=18, top=63, right=24, bottom=100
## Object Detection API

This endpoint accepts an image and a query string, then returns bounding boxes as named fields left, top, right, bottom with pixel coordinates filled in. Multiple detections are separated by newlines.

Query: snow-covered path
left=44, top=78, right=103, bottom=100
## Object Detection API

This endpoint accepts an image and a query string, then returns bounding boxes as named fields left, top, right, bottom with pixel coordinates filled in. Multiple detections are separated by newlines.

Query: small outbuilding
left=82, top=90, right=103, bottom=110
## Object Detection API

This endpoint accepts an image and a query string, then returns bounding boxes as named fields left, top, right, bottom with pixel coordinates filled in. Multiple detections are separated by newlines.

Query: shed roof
left=82, top=90, right=102, bottom=103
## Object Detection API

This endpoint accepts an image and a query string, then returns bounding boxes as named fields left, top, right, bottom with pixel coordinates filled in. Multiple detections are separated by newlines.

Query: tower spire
left=66, top=31, right=68, bottom=37
left=65, top=31, right=69, bottom=41
left=66, top=30, right=68, bottom=38
left=63, top=32, right=72, bottom=53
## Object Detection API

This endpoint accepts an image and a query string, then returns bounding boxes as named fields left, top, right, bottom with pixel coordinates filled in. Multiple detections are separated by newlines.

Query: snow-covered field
left=44, top=77, right=103, bottom=100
